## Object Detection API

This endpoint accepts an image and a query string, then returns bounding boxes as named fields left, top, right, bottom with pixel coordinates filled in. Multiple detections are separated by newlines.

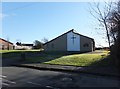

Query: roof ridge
left=43, top=29, right=94, bottom=45
left=0, top=38, right=13, bottom=44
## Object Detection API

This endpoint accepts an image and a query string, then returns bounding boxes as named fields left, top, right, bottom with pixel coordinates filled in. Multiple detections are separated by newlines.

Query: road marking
left=46, top=85, right=54, bottom=88
left=27, top=82, right=59, bottom=88
left=2, top=82, right=10, bottom=86
left=3, top=79, right=16, bottom=84
left=2, top=78, right=16, bottom=87
left=27, top=81, right=42, bottom=86
left=0, top=75, right=7, bottom=78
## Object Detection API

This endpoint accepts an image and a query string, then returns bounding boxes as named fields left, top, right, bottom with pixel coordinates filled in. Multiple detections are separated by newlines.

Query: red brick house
left=0, top=38, right=14, bottom=50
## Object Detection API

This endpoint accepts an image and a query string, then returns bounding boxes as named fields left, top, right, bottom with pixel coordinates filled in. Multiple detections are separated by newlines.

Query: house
left=0, top=38, right=14, bottom=50
left=43, top=29, right=95, bottom=52
left=15, top=43, right=33, bottom=50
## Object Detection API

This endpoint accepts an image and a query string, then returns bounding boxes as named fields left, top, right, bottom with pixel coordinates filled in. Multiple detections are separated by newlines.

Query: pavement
left=14, top=63, right=120, bottom=78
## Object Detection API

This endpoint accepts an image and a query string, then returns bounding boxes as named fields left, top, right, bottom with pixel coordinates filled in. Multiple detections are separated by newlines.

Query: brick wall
left=0, top=39, right=14, bottom=50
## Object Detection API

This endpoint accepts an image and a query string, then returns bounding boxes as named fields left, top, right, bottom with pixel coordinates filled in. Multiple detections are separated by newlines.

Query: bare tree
left=89, top=2, right=114, bottom=48
left=90, top=1, right=120, bottom=67
left=33, top=40, right=43, bottom=49
left=41, top=37, right=49, bottom=43
left=108, top=1, right=120, bottom=66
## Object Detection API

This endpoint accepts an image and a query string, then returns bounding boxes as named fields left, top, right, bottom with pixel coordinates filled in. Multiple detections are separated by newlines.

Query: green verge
left=1, top=50, right=109, bottom=66
left=0, top=50, right=40, bottom=53
left=44, top=53, right=108, bottom=66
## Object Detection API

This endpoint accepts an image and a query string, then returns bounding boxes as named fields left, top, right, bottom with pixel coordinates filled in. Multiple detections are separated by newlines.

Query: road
left=1, top=66, right=120, bottom=88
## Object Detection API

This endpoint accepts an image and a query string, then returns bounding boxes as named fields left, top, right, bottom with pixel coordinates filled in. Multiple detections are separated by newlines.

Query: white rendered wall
left=67, top=32, right=80, bottom=51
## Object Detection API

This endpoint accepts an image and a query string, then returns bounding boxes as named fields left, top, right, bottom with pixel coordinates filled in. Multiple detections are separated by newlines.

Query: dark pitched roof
left=73, top=31, right=94, bottom=41
left=43, top=29, right=94, bottom=45
left=21, top=44, right=33, bottom=46
left=0, top=38, right=13, bottom=45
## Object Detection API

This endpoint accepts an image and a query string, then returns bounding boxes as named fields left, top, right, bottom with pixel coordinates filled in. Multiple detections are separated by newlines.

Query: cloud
left=0, top=13, right=16, bottom=19
left=0, top=13, right=9, bottom=19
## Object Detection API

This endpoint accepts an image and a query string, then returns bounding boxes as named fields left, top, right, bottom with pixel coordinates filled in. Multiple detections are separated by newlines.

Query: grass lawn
left=44, top=53, right=108, bottom=66
left=26, top=50, right=109, bottom=66
left=1, top=50, right=109, bottom=66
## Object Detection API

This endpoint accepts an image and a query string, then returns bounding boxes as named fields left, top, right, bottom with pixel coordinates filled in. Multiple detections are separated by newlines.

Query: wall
left=44, top=34, right=67, bottom=51
left=15, top=46, right=33, bottom=50
left=0, top=39, right=14, bottom=50
left=80, top=36, right=94, bottom=52
left=43, top=31, right=94, bottom=52
left=67, top=32, right=80, bottom=51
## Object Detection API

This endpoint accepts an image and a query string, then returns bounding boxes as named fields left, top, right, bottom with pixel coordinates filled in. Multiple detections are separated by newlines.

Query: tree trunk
left=104, top=20, right=111, bottom=48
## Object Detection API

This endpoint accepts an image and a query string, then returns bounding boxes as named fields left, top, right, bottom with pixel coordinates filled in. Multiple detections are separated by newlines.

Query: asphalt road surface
left=1, top=67, right=120, bottom=88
